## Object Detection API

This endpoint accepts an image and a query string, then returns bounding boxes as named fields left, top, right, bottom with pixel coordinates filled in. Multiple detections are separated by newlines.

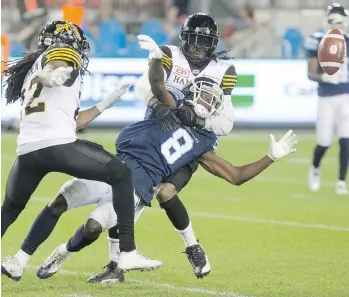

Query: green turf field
left=1, top=130, right=348, bottom=297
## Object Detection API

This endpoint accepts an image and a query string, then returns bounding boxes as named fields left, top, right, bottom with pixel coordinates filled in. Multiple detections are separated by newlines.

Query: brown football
left=318, top=28, right=346, bottom=75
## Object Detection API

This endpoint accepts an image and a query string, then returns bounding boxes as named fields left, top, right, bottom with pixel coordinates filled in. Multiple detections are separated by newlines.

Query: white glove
left=321, top=73, right=340, bottom=85
left=39, top=66, right=73, bottom=87
left=96, top=83, right=131, bottom=113
left=267, top=130, right=297, bottom=161
left=137, top=34, right=163, bottom=59
left=51, top=67, right=73, bottom=87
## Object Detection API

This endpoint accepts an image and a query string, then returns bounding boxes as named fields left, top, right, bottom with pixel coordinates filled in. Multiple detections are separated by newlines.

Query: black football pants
left=2, top=139, right=135, bottom=251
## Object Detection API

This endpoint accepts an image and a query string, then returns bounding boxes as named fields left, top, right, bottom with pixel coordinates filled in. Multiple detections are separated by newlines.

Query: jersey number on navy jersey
left=21, top=76, right=45, bottom=116
left=161, top=128, right=194, bottom=164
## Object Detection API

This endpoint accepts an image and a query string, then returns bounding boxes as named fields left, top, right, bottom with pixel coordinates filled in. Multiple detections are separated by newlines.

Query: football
left=318, top=28, right=346, bottom=75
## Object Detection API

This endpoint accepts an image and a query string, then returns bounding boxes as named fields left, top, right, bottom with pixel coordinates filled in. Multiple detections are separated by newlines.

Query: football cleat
left=308, top=166, right=321, bottom=192
left=87, top=261, right=125, bottom=283
left=37, top=243, right=71, bottom=279
left=1, top=256, right=23, bottom=281
left=118, top=249, right=162, bottom=271
left=184, top=242, right=211, bottom=279
left=335, top=180, right=348, bottom=195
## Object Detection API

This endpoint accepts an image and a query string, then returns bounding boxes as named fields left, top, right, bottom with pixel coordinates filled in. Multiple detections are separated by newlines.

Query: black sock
left=339, top=138, right=349, bottom=181
left=160, top=195, right=189, bottom=231
left=108, top=225, right=119, bottom=239
left=66, top=225, right=100, bottom=252
left=21, top=206, right=61, bottom=255
left=312, top=145, right=329, bottom=168
left=1, top=196, right=25, bottom=237
left=110, top=167, right=135, bottom=252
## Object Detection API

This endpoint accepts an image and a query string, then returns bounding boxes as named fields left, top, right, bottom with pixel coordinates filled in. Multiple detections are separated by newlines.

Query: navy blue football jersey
left=116, top=120, right=217, bottom=204
left=304, top=31, right=349, bottom=97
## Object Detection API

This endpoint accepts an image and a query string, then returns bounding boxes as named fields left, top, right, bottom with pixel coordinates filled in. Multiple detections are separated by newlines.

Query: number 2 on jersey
left=161, top=128, right=194, bottom=164
left=21, top=76, right=45, bottom=116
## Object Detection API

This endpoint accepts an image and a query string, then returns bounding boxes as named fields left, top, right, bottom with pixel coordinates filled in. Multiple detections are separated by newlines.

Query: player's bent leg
left=336, top=138, right=349, bottom=195
left=37, top=218, right=104, bottom=279
left=5, top=178, right=108, bottom=280
left=309, top=98, right=335, bottom=191
left=156, top=164, right=211, bottom=278
left=2, top=155, right=47, bottom=238
left=88, top=197, right=156, bottom=283
left=2, top=155, right=47, bottom=281
left=309, top=145, right=329, bottom=192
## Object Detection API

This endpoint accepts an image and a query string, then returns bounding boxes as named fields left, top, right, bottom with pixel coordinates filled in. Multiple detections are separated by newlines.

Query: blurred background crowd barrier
left=1, top=0, right=341, bottom=128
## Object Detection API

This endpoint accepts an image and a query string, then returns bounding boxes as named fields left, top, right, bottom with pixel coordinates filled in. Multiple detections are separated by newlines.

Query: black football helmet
left=38, top=21, right=90, bottom=71
left=179, top=13, right=219, bottom=66
left=326, top=3, right=349, bottom=31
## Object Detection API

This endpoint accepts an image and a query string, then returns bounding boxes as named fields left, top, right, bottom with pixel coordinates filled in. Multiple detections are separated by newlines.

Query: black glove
left=176, top=105, right=205, bottom=128
left=150, top=100, right=181, bottom=131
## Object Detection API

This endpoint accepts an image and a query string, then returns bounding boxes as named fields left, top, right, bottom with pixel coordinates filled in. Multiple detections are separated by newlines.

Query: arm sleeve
left=159, top=45, right=173, bottom=79
left=204, top=94, right=234, bottom=136
left=41, top=44, right=82, bottom=70
left=220, top=64, right=238, bottom=96
left=304, top=34, right=320, bottom=58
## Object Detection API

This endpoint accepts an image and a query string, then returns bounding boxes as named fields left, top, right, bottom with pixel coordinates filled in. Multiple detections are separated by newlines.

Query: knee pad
left=106, top=158, right=132, bottom=184
left=156, top=183, right=176, bottom=204
left=339, top=138, right=349, bottom=152
left=84, top=218, right=102, bottom=241
left=48, top=194, right=68, bottom=216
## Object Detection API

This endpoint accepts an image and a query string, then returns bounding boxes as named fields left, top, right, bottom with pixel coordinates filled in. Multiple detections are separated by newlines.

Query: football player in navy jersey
left=27, top=48, right=298, bottom=282
left=304, top=3, right=349, bottom=195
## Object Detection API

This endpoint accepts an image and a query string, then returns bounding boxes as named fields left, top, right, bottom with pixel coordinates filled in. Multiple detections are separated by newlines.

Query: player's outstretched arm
left=76, top=83, right=131, bottom=129
left=138, top=35, right=175, bottom=106
left=199, top=130, right=297, bottom=186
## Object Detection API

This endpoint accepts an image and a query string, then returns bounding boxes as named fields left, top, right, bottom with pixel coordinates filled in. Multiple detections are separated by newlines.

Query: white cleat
left=1, top=256, right=23, bottom=281
left=335, top=181, right=348, bottom=195
left=308, top=166, right=321, bottom=192
left=37, top=243, right=71, bottom=279
left=118, top=249, right=162, bottom=271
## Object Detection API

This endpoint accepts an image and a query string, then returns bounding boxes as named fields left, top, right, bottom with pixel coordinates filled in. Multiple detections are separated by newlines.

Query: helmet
left=326, top=3, right=349, bottom=32
left=179, top=13, right=219, bottom=66
left=186, top=77, right=224, bottom=119
left=38, top=21, right=90, bottom=70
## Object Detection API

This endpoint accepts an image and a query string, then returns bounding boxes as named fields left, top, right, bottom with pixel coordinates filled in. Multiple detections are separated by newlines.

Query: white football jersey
left=162, top=45, right=237, bottom=95
left=17, top=44, right=83, bottom=155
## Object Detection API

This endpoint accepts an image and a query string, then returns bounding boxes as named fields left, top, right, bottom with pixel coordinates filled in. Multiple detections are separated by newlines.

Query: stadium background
left=1, top=1, right=348, bottom=297
left=4, top=0, right=349, bottom=128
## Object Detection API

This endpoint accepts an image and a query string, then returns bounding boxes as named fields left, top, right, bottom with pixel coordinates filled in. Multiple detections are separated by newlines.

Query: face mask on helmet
left=181, top=32, right=218, bottom=60
left=187, top=79, right=223, bottom=119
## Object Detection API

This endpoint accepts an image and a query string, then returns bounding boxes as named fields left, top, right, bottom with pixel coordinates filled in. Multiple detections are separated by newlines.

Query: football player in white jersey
left=305, top=3, right=349, bottom=195
left=91, top=13, right=239, bottom=282
left=1, top=21, right=161, bottom=281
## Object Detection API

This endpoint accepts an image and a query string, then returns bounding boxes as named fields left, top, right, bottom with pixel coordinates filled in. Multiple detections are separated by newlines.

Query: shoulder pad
left=43, top=44, right=81, bottom=70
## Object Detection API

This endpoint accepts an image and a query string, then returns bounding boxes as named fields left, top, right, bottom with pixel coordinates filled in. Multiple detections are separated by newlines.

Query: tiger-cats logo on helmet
left=54, top=23, right=82, bottom=40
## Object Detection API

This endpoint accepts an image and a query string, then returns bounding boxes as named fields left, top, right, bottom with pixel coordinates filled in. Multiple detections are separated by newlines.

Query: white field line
left=30, top=196, right=349, bottom=232
left=26, top=265, right=254, bottom=297
left=66, top=295, right=94, bottom=297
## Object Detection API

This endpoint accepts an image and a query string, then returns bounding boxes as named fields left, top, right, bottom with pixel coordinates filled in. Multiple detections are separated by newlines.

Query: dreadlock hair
left=212, top=48, right=234, bottom=61
left=2, top=49, right=44, bottom=105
